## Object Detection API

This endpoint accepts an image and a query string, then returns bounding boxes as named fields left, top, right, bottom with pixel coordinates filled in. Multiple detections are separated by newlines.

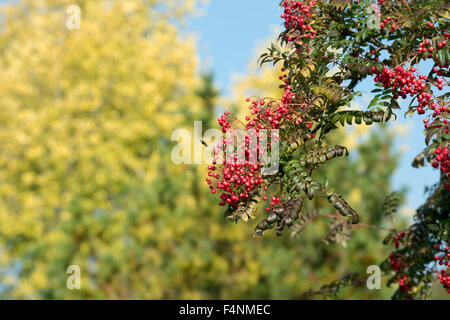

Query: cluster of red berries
left=432, top=65, right=447, bottom=78
left=430, top=65, right=447, bottom=91
left=379, top=16, right=395, bottom=32
left=432, top=144, right=449, bottom=174
left=206, top=118, right=278, bottom=207
left=280, top=0, right=317, bottom=50
left=388, top=252, right=410, bottom=293
left=217, top=112, right=231, bottom=133
left=207, top=69, right=296, bottom=208
left=373, top=65, right=428, bottom=101
left=433, top=244, right=450, bottom=294
left=279, top=67, right=294, bottom=93
left=397, top=275, right=410, bottom=291
left=207, top=117, right=267, bottom=206
left=372, top=64, right=449, bottom=120
left=393, top=231, right=405, bottom=249
left=423, top=118, right=449, bottom=130
left=433, top=143, right=450, bottom=191
left=207, top=128, right=265, bottom=206
left=418, top=39, right=447, bottom=60
left=389, top=242, right=405, bottom=273
left=419, top=66, right=448, bottom=139
left=264, top=196, right=281, bottom=211
left=388, top=232, right=414, bottom=296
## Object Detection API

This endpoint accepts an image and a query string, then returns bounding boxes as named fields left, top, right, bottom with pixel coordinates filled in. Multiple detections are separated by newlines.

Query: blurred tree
left=0, top=0, right=206, bottom=299
left=196, top=73, right=219, bottom=130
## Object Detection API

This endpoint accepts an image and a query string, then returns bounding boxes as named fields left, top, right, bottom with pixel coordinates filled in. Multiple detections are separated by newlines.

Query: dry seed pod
left=327, top=193, right=359, bottom=224
left=326, top=149, right=335, bottom=159
left=237, top=201, right=257, bottom=218
left=290, top=211, right=299, bottom=220
left=256, top=219, right=269, bottom=231
left=232, top=189, right=262, bottom=222
left=364, top=115, right=373, bottom=125
left=285, top=217, right=293, bottom=227
left=286, top=132, right=315, bottom=154
left=333, top=145, right=347, bottom=157
left=305, top=145, right=348, bottom=166
left=287, top=136, right=306, bottom=154
left=255, top=197, right=305, bottom=235
left=267, top=213, right=278, bottom=224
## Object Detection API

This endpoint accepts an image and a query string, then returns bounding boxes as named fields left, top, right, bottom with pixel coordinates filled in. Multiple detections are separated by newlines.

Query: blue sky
left=188, top=0, right=440, bottom=211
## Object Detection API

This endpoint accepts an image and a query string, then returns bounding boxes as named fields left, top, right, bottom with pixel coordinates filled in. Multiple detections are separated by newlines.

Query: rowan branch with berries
left=206, top=0, right=449, bottom=299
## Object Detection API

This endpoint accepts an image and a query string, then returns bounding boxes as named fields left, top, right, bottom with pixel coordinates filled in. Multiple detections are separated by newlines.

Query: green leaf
left=438, top=50, right=446, bottom=65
